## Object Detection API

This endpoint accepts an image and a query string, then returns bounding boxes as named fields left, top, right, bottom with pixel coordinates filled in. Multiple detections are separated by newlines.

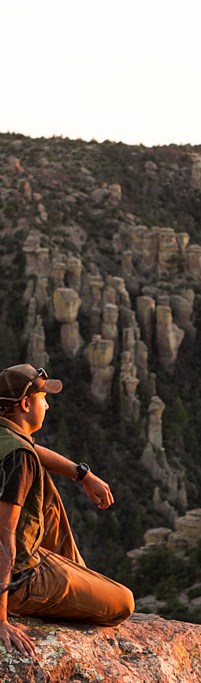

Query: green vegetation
left=1, top=134, right=201, bottom=621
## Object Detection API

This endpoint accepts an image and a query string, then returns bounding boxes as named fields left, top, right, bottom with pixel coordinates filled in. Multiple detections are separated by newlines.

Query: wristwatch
left=75, top=462, right=90, bottom=481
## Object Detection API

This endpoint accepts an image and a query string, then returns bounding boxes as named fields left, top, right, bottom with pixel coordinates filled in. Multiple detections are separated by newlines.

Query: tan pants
left=8, top=471, right=134, bottom=625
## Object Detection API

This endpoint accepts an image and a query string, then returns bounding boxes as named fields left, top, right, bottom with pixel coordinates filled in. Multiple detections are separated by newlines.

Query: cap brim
left=43, top=379, right=63, bottom=394
left=32, top=377, right=63, bottom=394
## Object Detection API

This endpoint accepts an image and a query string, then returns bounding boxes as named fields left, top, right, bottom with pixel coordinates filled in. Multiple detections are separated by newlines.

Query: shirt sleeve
left=0, top=449, right=38, bottom=506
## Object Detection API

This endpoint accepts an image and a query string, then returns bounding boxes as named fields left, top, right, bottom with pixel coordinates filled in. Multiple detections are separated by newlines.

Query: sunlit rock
left=156, top=304, right=184, bottom=374
left=86, top=335, right=114, bottom=368
left=86, top=335, right=114, bottom=402
left=175, top=509, right=201, bottom=544
left=53, top=288, right=81, bottom=323
left=102, top=303, right=119, bottom=341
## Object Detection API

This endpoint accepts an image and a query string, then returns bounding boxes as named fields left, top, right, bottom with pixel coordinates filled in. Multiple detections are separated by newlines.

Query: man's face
left=28, top=391, right=49, bottom=433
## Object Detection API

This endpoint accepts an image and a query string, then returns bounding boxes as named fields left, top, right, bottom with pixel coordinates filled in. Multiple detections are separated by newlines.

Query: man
left=0, top=364, right=134, bottom=657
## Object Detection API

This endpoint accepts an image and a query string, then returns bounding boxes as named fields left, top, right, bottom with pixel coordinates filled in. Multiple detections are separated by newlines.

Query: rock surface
left=0, top=613, right=201, bottom=682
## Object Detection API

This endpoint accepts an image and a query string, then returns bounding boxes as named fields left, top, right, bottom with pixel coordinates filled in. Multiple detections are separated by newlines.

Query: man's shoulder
left=0, top=424, right=38, bottom=461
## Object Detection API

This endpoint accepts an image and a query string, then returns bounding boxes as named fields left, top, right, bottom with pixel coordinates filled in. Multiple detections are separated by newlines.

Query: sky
left=0, top=0, right=201, bottom=147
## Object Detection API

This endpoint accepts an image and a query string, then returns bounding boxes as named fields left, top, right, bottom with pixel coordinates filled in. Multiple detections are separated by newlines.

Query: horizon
left=1, top=130, right=201, bottom=151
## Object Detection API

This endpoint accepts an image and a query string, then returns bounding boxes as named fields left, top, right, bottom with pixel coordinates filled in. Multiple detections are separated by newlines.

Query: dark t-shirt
left=0, top=449, right=37, bottom=506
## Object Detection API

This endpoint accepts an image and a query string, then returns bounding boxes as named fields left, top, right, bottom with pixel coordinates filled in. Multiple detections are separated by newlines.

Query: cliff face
left=0, top=614, right=201, bottom=683
left=1, top=134, right=201, bottom=620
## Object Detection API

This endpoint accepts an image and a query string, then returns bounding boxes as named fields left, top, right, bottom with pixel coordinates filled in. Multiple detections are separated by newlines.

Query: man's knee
left=119, top=586, right=135, bottom=621
left=107, top=585, right=134, bottom=626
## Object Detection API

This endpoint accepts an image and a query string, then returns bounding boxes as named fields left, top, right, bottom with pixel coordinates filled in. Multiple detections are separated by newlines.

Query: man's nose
left=45, top=401, right=49, bottom=410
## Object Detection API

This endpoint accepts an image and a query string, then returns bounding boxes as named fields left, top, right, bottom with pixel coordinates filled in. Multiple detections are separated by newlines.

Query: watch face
left=77, top=463, right=90, bottom=480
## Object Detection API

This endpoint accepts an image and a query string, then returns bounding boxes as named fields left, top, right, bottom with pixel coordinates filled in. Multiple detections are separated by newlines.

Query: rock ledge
left=1, top=613, right=201, bottom=682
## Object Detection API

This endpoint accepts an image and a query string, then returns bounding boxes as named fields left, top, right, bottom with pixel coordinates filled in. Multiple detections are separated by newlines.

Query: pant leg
left=42, top=469, right=85, bottom=566
left=8, top=547, right=134, bottom=626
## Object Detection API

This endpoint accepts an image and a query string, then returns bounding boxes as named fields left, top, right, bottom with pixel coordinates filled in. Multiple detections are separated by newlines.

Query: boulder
left=175, top=509, right=201, bottom=544
left=86, top=335, right=115, bottom=402
left=167, top=531, right=190, bottom=554
left=1, top=613, right=201, bottom=683
left=86, top=335, right=114, bottom=368
left=144, top=527, right=171, bottom=545
left=53, top=288, right=81, bottom=323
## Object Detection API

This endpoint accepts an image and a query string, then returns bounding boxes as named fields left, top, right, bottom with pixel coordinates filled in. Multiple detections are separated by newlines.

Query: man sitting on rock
left=0, top=364, right=134, bottom=657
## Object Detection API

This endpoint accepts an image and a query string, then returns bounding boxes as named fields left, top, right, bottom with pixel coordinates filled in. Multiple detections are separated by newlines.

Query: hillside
left=1, top=132, right=201, bottom=622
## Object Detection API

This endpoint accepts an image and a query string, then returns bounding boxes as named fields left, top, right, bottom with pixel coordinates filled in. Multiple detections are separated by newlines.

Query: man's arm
left=35, top=445, right=114, bottom=509
left=0, top=501, right=36, bottom=657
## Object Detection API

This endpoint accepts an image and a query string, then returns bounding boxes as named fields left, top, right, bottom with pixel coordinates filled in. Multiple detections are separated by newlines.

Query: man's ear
left=20, top=395, right=31, bottom=413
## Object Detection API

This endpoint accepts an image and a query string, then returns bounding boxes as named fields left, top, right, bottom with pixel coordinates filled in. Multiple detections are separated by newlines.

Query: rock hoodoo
left=27, top=315, right=49, bottom=369
left=53, top=287, right=83, bottom=357
left=86, top=335, right=114, bottom=403
left=156, top=304, right=184, bottom=374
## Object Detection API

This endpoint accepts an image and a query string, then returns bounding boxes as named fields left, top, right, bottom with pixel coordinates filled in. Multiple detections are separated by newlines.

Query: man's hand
left=0, top=619, right=36, bottom=657
left=81, top=472, right=114, bottom=509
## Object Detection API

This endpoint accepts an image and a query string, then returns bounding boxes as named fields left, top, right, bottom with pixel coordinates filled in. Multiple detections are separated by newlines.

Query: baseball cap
left=0, top=364, right=62, bottom=402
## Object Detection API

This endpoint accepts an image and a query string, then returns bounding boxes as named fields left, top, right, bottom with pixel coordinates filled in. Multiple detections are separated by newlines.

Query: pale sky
left=0, top=0, right=201, bottom=146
